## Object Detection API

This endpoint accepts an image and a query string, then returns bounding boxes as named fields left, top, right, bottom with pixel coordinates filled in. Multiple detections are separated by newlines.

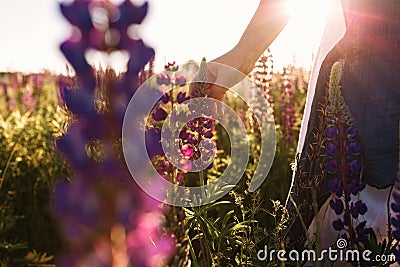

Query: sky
left=0, top=0, right=330, bottom=74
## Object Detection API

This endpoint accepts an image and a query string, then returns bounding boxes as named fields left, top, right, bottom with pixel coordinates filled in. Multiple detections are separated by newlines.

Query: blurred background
left=0, top=0, right=329, bottom=73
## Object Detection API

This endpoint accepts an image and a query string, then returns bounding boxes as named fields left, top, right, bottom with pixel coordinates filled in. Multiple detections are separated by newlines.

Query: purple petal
left=114, top=0, right=148, bottom=28
left=60, top=1, right=93, bottom=35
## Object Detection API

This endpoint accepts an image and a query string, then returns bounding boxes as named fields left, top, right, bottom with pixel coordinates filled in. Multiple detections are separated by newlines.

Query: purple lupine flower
left=204, top=131, right=213, bottom=139
left=355, top=200, right=367, bottom=215
left=390, top=128, right=400, bottom=262
left=62, top=86, right=97, bottom=117
left=112, top=0, right=148, bottom=28
left=156, top=73, right=171, bottom=86
left=152, top=107, right=168, bottom=121
left=279, top=67, right=295, bottom=144
left=59, top=0, right=93, bottom=36
left=346, top=126, right=358, bottom=141
left=333, top=219, right=345, bottom=231
left=179, top=129, right=190, bottom=140
left=326, top=142, right=338, bottom=157
left=56, top=124, right=90, bottom=169
left=145, top=127, right=164, bottom=159
left=176, top=92, right=189, bottom=104
left=203, top=120, right=213, bottom=129
left=355, top=221, right=370, bottom=243
left=328, top=178, right=343, bottom=197
left=252, top=50, right=275, bottom=112
left=325, top=117, right=334, bottom=125
left=324, top=62, right=369, bottom=249
left=326, top=159, right=339, bottom=173
left=60, top=40, right=93, bottom=77
left=161, top=92, right=171, bottom=104
left=175, top=75, right=187, bottom=87
left=56, top=1, right=174, bottom=266
left=126, top=40, right=155, bottom=76
left=350, top=142, right=361, bottom=154
left=349, top=179, right=366, bottom=195
left=325, top=126, right=339, bottom=139
left=21, top=90, right=35, bottom=111
left=392, top=212, right=400, bottom=240
left=330, top=198, right=344, bottom=215
left=350, top=159, right=362, bottom=173
left=181, top=144, right=194, bottom=158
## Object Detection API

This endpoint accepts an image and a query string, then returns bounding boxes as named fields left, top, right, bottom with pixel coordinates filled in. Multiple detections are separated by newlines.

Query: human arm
left=207, top=0, right=290, bottom=100
left=214, top=0, right=290, bottom=75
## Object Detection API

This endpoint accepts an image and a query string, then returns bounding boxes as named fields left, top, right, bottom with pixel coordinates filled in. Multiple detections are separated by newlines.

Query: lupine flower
left=390, top=121, right=400, bottom=263
left=326, top=142, right=338, bottom=157
left=348, top=179, right=365, bottom=195
left=176, top=92, right=189, bottom=103
left=252, top=50, right=274, bottom=109
left=328, top=178, right=343, bottom=197
left=333, top=219, right=345, bottom=231
left=279, top=67, right=295, bottom=144
left=324, top=62, right=370, bottom=249
left=152, top=107, right=168, bottom=121
left=190, top=58, right=212, bottom=98
left=330, top=198, right=344, bottom=215
left=175, top=75, right=187, bottom=87
left=156, top=73, right=171, bottom=86
left=325, top=126, right=339, bottom=139
left=55, top=1, right=174, bottom=266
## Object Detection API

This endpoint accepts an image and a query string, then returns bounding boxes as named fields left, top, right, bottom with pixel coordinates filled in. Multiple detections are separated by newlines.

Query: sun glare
left=286, top=0, right=330, bottom=20
left=0, top=0, right=333, bottom=73
left=269, top=0, right=331, bottom=68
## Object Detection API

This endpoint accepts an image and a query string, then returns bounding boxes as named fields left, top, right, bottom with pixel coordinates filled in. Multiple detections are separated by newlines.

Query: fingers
left=214, top=100, right=224, bottom=119
left=189, top=61, right=229, bottom=119
left=207, top=83, right=227, bottom=101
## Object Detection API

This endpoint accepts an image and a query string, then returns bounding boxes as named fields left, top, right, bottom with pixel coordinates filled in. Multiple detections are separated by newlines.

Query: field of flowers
left=0, top=49, right=310, bottom=266
left=0, top=39, right=312, bottom=266
left=1, top=0, right=399, bottom=267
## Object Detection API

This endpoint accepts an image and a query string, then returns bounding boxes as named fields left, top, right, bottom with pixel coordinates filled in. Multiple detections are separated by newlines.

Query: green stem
left=289, top=194, right=312, bottom=249
left=0, top=137, right=21, bottom=192
left=200, top=171, right=207, bottom=216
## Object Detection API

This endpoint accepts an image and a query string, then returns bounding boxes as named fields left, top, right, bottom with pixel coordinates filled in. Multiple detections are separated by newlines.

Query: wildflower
left=113, top=0, right=148, bottom=28
left=175, top=75, right=187, bottom=87
left=350, top=142, right=361, bottom=154
left=330, top=198, right=344, bottom=215
left=355, top=221, right=370, bottom=243
left=56, top=1, right=173, bottom=265
left=348, top=179, right=365, bottom=195
left=333, top=219, right=345, bottom=231
left=328, top=178, right=343, bottom=197
left=161, top=92, right=171, bottom=103
left=390, top=150, right=400, bottom=261
left=59, top=0, right=93, bottom=36
left=325, top=126, right=339, bottom=139
left=176, top=92, right=189, bottom=103
left=62, top=87, right=97, bottom=117
left=177, top=173, right=184, bottom=182
left=152, top=107, right=168, bottom=121
left=326, top=159, right=339, bottom=173
left=156, top=73, right=171, bottom=86
left=326, top=142, right=338, bottom=157
left=324, top=62, right=369, bottom=247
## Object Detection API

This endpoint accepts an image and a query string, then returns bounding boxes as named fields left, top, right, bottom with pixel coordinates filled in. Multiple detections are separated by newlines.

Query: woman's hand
left=189, top=60, right=227, bottom=118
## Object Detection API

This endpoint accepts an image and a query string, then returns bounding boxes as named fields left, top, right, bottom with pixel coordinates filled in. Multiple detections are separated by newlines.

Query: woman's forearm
left=212, top=0, right=290, bottom=75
